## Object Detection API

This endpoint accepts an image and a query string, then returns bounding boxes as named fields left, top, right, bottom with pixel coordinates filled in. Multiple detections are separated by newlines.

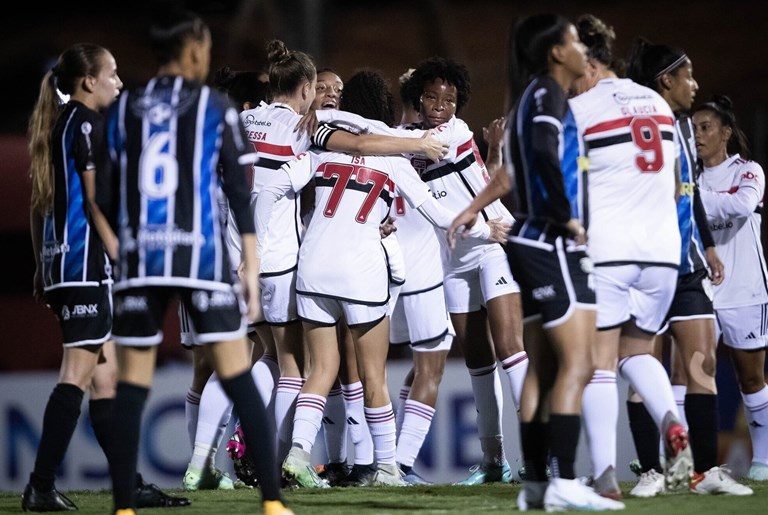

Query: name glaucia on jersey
left=612, top=92, right=659, bottom=116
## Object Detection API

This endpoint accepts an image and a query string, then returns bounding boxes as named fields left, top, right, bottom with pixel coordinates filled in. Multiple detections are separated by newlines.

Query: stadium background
left=0, top=0, right=766, bottom=491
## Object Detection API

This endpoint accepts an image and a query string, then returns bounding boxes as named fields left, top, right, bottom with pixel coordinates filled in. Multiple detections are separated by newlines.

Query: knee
left=739, top=375, right=766, bottom=394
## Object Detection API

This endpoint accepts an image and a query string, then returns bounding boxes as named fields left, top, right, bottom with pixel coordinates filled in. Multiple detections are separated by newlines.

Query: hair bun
left=711, top=94, right=733, bottom=111
left=267, top=39, right=292, bottom=66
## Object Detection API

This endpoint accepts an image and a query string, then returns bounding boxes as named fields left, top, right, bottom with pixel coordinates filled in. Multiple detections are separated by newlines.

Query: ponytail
left=694, top=94, right=750, bottom=158
left=28, top=70, right=60, bottom=215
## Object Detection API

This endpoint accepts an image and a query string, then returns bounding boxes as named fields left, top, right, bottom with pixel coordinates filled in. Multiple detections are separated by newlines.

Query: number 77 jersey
left=569, top=78, right=681, bottom=267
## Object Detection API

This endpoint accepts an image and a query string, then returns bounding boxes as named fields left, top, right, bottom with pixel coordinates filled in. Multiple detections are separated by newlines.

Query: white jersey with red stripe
left=241, top=102, right=311, bottom=274
left=408, top=116, right=513, bottom=273
left=698, top=154, right=768, bottom=308
left=391, top=192, right=444, bottom=294
left=279, top=152, right=433, bottom=304
left=569, top=78, right=680, bottom=267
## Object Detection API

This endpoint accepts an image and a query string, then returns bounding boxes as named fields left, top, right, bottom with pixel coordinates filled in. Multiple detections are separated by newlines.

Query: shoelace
left=712, top=465, right=737, bottom=483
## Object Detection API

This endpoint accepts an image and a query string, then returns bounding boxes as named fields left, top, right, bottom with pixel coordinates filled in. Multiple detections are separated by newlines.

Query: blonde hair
left=28, top=71, right=59, bottom=215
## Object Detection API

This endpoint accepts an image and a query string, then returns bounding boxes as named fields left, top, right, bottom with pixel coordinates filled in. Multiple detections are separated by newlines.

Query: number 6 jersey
left=569, top=78, right=680, bottom=267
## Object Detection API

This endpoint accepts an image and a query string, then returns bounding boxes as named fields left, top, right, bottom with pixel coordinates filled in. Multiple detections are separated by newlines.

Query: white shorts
left=390, top=283, right=454, bottom=352
left=297, top=294, right=388, bottom=327
left=594, top=264, right=677, bottom=334
left=444, top=245, right=519, bottom=313
left=716, top=303, right=768, bottom=350
left=260, top=270, right=298, bottom=325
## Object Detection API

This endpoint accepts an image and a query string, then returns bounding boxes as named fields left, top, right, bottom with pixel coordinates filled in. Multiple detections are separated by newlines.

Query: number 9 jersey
left=569, top=78, right=680, bottom=267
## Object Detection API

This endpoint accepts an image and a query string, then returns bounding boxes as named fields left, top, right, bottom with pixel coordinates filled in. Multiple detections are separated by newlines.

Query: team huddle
left=22, top=7, right=768, bottom=515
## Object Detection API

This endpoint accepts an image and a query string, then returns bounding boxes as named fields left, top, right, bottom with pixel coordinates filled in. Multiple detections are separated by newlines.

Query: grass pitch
left=1, top=481, right=766, bottom=513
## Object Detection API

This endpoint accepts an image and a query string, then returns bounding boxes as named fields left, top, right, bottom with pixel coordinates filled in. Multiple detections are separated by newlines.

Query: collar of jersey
left=271, top=102, right=296, bottom=114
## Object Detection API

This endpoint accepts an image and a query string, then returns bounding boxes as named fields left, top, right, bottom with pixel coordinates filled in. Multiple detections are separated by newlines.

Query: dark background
left=1, top=0, right=767, bottom=370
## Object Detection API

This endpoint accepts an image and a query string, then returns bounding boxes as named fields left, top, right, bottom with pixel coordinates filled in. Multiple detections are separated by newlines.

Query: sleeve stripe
left=532, top=115, right=563, bottom=131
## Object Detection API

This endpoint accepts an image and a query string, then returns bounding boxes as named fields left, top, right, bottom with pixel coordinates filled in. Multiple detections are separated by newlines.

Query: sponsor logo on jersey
left=192, top=290, right=237, bottom=313
left=242, top=114, right=271, bottom=127
left=411, top=157, right=429, bottom=175
left=612, top=92, right=654, bottom=105
left=579, top=257, right=595, bottom=274
left=679, top=182, right=695, bottom=197
left=61, top=305, right=70, bottom=321
left=147, top=103, right=172, bottom=125
left=116, top=296, right=148, bottom=314
left=72, top=304, right=98, bottom=317
left=80, top=121, right=92, bottom=135
left=532, top=285, right=556, bottom=300
left=495, top=277, right=509, bottom=286
left=709, top=221, right=734, bottom=232
left=431, top=190, right=447, bottom=199
left=192, top=291, right=209, bottom=312
left=137, top=227, right=206, bottom=250
left=42, top=242, right=70, bottom=258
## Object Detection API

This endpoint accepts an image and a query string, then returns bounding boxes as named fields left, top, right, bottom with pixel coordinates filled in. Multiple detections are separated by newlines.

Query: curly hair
left=339, top=69, right=395, bottom=127
left=402, top=57, right=471, bottom=114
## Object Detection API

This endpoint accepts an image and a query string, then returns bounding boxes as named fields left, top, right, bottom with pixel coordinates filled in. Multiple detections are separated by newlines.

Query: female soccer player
left=694, top=95, right=768, bottom=482
left=624, top=38, right=751, bottom=496
left=24, top=43, right=187, bottom=512
left=96, top=10, right=290, bottom=515
left=312, top=69, right=343, bottom=110
left=450, top=14, right=623, bottom=511
left=402, top=56, right=529, bottom=485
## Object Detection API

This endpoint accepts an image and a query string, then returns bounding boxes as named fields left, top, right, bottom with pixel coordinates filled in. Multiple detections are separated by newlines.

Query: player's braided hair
left=403, top=57, right=471, bottom=114
left=693, top=95, right=750, bottom=158
left=339, top=69, right=395, bottom=127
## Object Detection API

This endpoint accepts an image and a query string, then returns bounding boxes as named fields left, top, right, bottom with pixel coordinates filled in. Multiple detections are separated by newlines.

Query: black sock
left=685, top=394, right=718, bottom=473
left=520, top=421, right=549, bottom=481
left=30, top=383, right=84, bottom=491
left=109, top=382, right=148, bottom=510
left=627, top=401, right=662, bottom=473
left=89, top=398, right=116, bottom=464
left=548, top=414, right=580, bottom=479
left=220, top=370, right=280, bottom=502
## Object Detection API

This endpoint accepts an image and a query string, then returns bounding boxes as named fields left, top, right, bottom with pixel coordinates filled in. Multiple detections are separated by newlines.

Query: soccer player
left=402, top=56, right=529, bottom=485
left=625, top=37, right=751, bottom=496
left=96, top=10, right=290, bottom=515
left=24, top=43, right=187, bottom=512
left=450, top=14, right=623, bottom=511
left=694, top=95, right=768, bottom=482
left=312, top=69, right=343, bottom=110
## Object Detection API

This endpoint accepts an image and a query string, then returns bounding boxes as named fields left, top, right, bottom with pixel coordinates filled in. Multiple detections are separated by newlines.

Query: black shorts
left=659, top=268, right=715, bottom=332
left=506, top=233, right=596, bottom=328
left=45, top=285, right=112, bottom=346
left=113, top=286, right=246, bottom=347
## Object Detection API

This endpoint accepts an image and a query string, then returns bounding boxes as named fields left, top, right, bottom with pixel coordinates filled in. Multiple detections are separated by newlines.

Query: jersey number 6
left=630, top=117, right=664, bottom=173
left=139, top=132, right=179, bottom=198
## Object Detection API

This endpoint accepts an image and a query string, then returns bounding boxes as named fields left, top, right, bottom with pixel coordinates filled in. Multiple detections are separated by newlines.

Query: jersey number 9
left=630, top=117, right=664, bottom=173
left=139, top=132, right=179, bottom=198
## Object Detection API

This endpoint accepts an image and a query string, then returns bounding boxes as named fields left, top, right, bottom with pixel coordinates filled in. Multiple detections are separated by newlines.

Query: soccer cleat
left=282, top=446, right=330, bottom=488
left=456, top=460, right=513, bottom=485
left=337, top=463, right=377, bottom=487
left=662, top=412, right=693, bottom=491
left=226, top=426, right=259, bottom=488
left=399, top=464, right=431, bottom=485
left=317, top=462, right=350, bottom=487
left=371, top=463, right=409, bottom=487
left=544, top=478, right=626, bottom=511
left=21, top=483, right=77, bottom=512
left=690, top=466, right=753, bottom=495
left=592, top=465, right=622, bottom=500
left=629, top=469, right=665, bottom=498
left=517, top=481, right=547, bottom=511
left=114, top=511, right=136, bottom=515
left=518, top=464, right=552, bottom=481
left=135, top=475, right=191, bottom=507
left=182, top=463, right=235, bottom=491
left=263, top=500, right=295, bottom=515
left=748, top=462, right=768, bottom=481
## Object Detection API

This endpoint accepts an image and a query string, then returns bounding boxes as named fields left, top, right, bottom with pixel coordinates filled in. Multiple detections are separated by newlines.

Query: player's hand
left=240, top=262, right=263, bottom=323
left=487, top=217, right=511, bottom=243
left=295, top=108, right=318, bottom=135
left=565, top=218, right=587, bottom=245
left=420, top=132, right=449, bottom=162
left=705, top=246, right=725, bottom=286
left=380, top=216, right=397, bottom=238
left=447, top=208, right=478, bottom=249
left=483, top=117, right=505, bottom=149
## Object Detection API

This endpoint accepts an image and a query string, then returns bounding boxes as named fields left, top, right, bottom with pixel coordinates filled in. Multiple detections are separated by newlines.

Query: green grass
left=2, top=481, right=766, bottom=514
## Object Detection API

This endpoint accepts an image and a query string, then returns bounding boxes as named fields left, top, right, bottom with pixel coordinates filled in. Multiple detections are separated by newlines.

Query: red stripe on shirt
left=457, top=138, right=473, bottom=156
left=584, top=115, right=675, bottom=136
left=255, top=141, right=294, bottom=157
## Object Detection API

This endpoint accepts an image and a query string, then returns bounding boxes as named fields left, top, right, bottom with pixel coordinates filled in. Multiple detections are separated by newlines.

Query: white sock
left=251, top=354, right=279, bottom=408
left=276, top=377, right=304, bottom=461
left=500, top=351, right=528, bottom=411
left=323, top=383, right=348, bottom=464
left=619, top=355, right=678, bottom=428
left=742, top=385, right=768, bottom=466
left=672, top=385, right=688, bottom=430
left=293, top=393, right=327, bottom=452
left=185, top=389, right=201, bottom=450
left=190, top=374, right=232, bottom=469
left=395, top=399, right=435, bottom=468
left=582, top=370, right=618, bottom=477
left=365, top=403, right=397, bottom=466
left=396, top=385, right=411, bottom=434
left=468, top=364, right=505, bottom=465
left=342, top=382, right=374, bottom=465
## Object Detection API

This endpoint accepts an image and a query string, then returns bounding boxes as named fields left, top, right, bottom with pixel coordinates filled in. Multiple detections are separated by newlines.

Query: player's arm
left=95, top=99, right=122, bottom=234
left=313, top=123, right=447, bottom=163
left=29, top=206, right=44, bottom=302
left=483, top=117, right=505, bottom=174
left=693, top=185, right=725, bottom=284
left=699, top=165, right=765, bottom=219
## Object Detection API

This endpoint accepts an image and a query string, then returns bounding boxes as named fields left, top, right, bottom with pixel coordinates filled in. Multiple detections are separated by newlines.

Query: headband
left=654, top=53, right=688, bottom=80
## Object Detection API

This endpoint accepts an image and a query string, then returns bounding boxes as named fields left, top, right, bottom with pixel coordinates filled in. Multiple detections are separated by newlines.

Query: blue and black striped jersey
left=99, top=75, right=254, bottom=291
left=506, top=75, right=585, bottom=239
left=42, top=101, right=111, bottom=291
